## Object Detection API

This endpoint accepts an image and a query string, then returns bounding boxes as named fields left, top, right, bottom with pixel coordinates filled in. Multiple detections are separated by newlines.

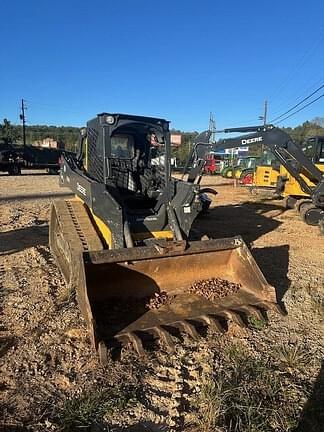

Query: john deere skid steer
left=50, top=113, right=281, bottom=363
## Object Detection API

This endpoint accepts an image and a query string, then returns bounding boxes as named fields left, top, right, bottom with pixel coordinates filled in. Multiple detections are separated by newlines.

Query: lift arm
left=182, top=130, right=212, bottom=183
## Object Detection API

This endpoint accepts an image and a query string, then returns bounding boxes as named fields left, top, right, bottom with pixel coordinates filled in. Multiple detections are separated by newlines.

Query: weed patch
left=190, top=342, right=306, bottom=432
left=247, top=315, right=268, bottom=331
left=58, top=385, right=138, bottom=431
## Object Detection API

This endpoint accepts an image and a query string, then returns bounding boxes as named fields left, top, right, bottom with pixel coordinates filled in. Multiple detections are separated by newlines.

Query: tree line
left=1, top=118, right=323, bottom=162
left=0, top=119, right=79, bottom=152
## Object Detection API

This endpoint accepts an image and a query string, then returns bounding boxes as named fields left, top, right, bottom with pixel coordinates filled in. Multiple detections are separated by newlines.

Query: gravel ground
left=0, top=173, right=323, bottom=431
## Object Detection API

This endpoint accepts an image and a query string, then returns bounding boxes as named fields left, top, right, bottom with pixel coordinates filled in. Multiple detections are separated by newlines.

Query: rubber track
left=54, top=199, right=103, bottom=254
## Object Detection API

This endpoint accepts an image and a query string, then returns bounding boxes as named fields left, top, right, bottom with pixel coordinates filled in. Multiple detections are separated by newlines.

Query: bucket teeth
left=118, top=332, right=144, bottom=356
left=219, top=310, right=246, bottom=327
left=98, top=300, right=284, bottom=360
left=174, top=320, right=200, bottom=340
left=236, top=305, right=265, bottom=321
left=261, top=301, right=287, bottom=316
left=151, top=326, right=175, bottom=352
left=199, top=315, right=225, bottom=333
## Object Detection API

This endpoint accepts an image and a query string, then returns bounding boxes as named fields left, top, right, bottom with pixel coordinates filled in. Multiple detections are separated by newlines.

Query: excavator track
left=299, top=203, right=324, bottom=226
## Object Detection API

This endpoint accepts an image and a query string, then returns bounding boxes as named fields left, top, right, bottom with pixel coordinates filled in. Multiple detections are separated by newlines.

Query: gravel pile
left=146, top=291, right=174, bottom=310
left=187, top=277, right=241, bottom=300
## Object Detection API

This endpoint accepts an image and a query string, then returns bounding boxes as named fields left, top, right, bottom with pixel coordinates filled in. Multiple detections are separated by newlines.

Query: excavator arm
left=214, top=125, right=324, bottom=211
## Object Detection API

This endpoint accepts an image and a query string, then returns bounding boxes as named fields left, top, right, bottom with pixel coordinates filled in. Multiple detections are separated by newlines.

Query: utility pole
left=259, top=100, right=268, bottom=125
left=257, top=100, right=268, bottom=155
left=263, top=100, right=268, bottom=125
left=20, top=98, right=26, bottom=148
left=209, top=112, right=216, bottom=142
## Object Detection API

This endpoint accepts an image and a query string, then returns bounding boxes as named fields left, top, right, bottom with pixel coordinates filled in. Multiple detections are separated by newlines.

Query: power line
left=270, top=84, right=324, bottom=123
left=269, top=29, right=324, bottom=105
left=273, top=93, right=324, bottom=124
left=219, top=115, right=264, bottom=127
left=269, top=74, right=324, bottom=117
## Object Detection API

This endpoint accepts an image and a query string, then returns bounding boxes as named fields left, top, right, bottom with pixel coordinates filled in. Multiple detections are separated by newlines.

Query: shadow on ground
left=295, top=361, right=324, bottom=432
left=0, top=225, right=48, bottom=255
left=191, top=201, right=286, bottom=244
left=190, top=201, right=290, bottom=301
left=252, top=245, right=290, bottom=302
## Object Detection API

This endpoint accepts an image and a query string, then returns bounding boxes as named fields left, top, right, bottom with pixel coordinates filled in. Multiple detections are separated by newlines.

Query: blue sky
left=0, top=0, right=323, bottom=131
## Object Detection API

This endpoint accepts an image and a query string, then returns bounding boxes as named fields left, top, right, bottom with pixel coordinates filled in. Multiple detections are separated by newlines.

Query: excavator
left=277, top=135, right=324, bottom=211
left=212, top=125, right=324, bottom=232
left=49, top=113, right=281, bottom=363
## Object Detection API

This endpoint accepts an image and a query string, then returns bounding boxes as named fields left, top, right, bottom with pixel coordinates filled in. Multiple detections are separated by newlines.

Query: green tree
left=171, top=131, right=198, bottom=166
left=282, top=121, right=324, bottom=145
left=0, top=118, right=21, bottom=144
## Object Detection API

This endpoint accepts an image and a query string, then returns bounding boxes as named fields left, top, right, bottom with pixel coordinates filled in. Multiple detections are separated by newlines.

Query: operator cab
left=79, top=113, right=171, bottom=215
left=302, top=137, right=324, bottom=164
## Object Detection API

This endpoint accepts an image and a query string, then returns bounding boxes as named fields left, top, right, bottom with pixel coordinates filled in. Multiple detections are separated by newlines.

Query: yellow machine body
left=281, top=163, right=324, bottom=198
left=253, top=165, right=280, bottom=188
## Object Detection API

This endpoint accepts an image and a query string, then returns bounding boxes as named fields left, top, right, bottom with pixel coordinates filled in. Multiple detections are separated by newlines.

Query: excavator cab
left=50, top=113, right=281, bottom=362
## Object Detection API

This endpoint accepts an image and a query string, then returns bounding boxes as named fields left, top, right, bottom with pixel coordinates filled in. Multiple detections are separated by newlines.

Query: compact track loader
left=50, top=113, right=281, bottom=363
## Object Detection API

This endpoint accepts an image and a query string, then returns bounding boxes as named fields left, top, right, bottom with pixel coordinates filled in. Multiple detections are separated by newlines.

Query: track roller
left=295, top=198, right=313, bottom=214
left=300, top=203, right=324, bottom=226
left=283, top=196, right=297, bottom=209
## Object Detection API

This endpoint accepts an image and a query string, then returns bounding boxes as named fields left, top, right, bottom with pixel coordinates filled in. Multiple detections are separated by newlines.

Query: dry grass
left=274, top=343, right=312, bottom=373
left=188, top=341, right=307, bottom=432
left=58, top=385, right=139, bottom=431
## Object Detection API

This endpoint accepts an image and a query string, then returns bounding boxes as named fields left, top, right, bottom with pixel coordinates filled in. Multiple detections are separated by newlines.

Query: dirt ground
left=0, top=171, right=323, bottom=431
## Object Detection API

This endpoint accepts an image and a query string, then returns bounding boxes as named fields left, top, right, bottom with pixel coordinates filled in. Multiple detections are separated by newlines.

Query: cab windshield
left=111, top=134, right=135, bottom=159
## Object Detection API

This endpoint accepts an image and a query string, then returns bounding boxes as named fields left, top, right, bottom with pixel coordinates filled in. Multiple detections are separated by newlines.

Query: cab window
left=111, top=134, right=135, bottom=159
left=318, top=138, right=324, bottom=163
left=302, top=138, right=315, bottom=159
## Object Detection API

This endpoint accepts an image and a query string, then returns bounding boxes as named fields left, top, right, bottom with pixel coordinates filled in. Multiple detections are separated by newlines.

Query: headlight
left=105, top=115, right=115, bottom=125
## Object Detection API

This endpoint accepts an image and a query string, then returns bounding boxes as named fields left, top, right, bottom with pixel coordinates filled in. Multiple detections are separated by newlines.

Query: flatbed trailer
left=0, top=143, right=74, bottom=175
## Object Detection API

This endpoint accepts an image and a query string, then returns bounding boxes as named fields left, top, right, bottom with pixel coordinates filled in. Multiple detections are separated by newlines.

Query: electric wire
left=270, top=84, right=324, bottom=123
left=269, top=29, right=324, bottom=105
left=273, top=93, right=324, bottom=124
left=269, top=74, right=324, bottom=118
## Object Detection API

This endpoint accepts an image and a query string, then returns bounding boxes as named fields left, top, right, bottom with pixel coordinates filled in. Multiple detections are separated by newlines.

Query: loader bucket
left=73, top=237, right=283, bottom=362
